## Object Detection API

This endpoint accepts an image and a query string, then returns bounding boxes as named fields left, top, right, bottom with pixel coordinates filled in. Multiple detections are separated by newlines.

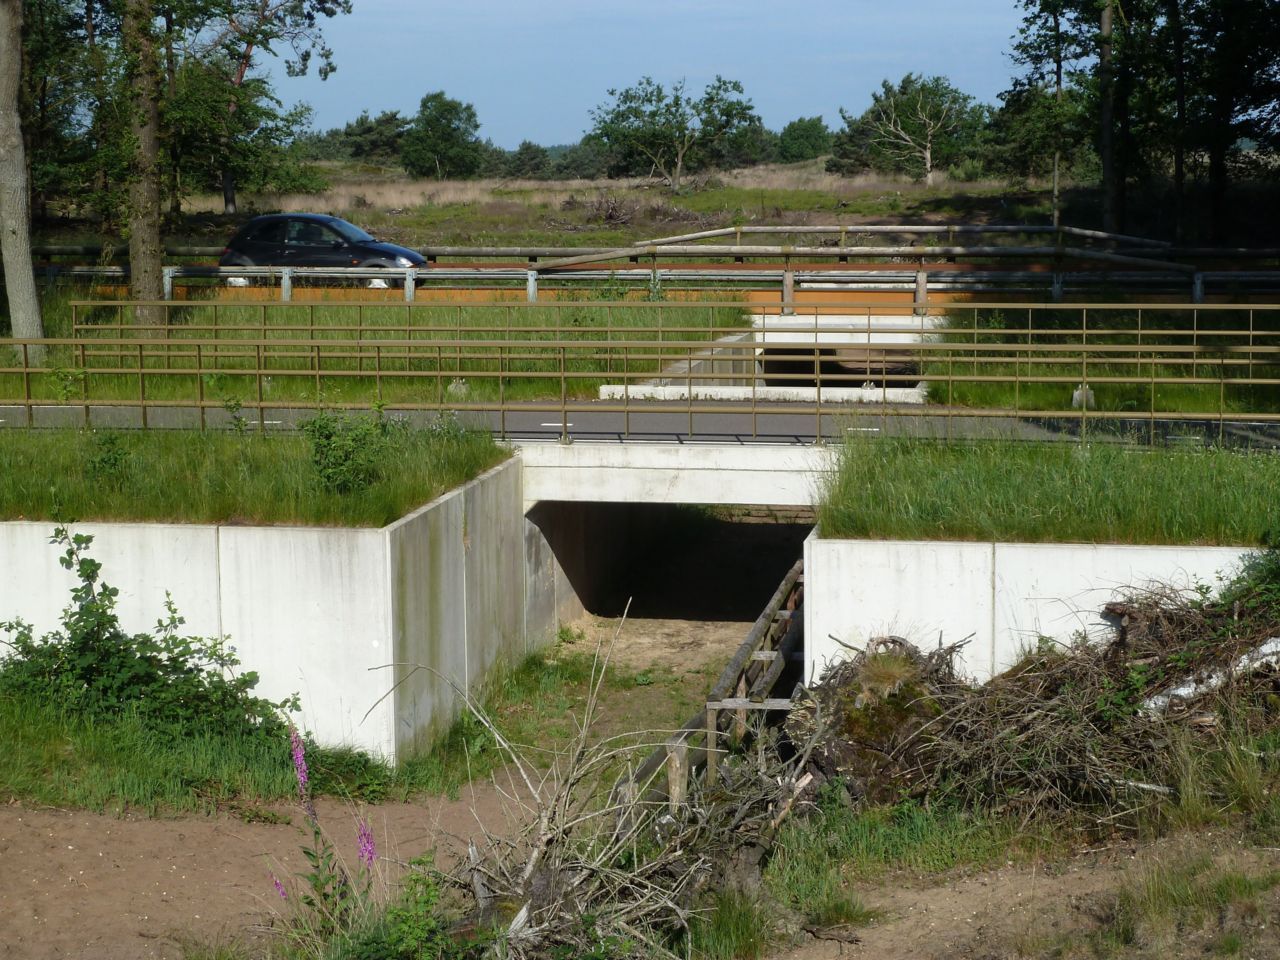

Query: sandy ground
left=0, top=613, right=748, bottom=960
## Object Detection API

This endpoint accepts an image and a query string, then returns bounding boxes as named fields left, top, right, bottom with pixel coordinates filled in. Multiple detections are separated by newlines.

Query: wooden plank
left=707, top=698, right=794, bottom=711
left=750, top=604, right=804, bottom=702
left=750, top=650, right=778, bottom=661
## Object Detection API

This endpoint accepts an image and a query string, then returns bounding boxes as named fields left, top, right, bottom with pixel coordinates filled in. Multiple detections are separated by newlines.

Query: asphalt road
left=1, top=400, right=1276, bottom=447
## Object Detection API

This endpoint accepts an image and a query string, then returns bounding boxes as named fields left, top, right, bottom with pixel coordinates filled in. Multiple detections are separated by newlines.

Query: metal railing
left=2, top=299, right=1278, bottom=443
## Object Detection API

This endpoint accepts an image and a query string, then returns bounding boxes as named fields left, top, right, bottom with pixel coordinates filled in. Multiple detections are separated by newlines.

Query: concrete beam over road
left=516, top=440, right=837, bottom=508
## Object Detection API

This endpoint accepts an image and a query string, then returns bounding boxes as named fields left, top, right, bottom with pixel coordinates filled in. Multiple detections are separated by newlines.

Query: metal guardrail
left=2, top=300, right=1279, bottom=442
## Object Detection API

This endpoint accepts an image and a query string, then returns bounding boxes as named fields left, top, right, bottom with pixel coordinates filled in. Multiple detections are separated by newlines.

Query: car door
left=239, top=219, right=287, bottom=265
left=285, top=219, right=354, bottom=268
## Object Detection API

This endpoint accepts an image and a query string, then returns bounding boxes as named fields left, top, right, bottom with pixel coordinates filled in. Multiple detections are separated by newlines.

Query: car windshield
left=327, top=219, right=376, bottom=244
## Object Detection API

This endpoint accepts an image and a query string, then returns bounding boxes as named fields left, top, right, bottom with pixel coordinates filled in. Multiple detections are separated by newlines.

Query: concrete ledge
left=804, top=533, right=1251, bottom=683
left=0, top=458, right=563, bottom=759
left=598, top=384, right=927, bottom=404
left=518, top=441, right=837, bottom=507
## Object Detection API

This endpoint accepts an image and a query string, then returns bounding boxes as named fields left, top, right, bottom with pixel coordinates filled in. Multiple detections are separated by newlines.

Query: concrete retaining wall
left=804, top=534, right=1251, bottom=682
left=0, top=458, right=565, bottom=760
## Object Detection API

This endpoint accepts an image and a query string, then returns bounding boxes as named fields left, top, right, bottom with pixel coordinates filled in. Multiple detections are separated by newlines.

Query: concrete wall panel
left=217, top=526, right=393, bottom=756
left=463, top=459, right=528, bottom=691
left=386, top=492, right=467, bottom=758
left=0, top=521, right=220, bottom=640
left=806, top=535, right=1252, bottom=683
left=992, top=543, right=1246, bottom=673
left=804, top=535, right=995, bottom=680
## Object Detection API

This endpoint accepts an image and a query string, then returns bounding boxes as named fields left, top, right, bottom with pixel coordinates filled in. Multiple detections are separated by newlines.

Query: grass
left=1084, top=855, right=1280, bottom=956
left=926, top=306, right=1280, bottom=417
left=0, top=425, right=506, bottom=526
left=5, top=298, right=747, bottom=408
left=764, top=798, right=1020, bottom=932
left=689, top=891, right=774, bottom=960
left=0, top=638, right=644, bottom=812
left=0, top=692, right=298, bottom=815
left=817, top=434, right=1280, bottom=544
left=304, top=630, right=674, bottom=802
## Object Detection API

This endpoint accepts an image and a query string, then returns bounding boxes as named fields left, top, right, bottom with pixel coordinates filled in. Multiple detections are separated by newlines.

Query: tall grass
left=5, top=300, right=746, bottom=407
left=818, top=434, right=1280, bottom=544
left=0, top=426, right=506, bottom=526
left=1088, top=855, right=1280, bottom=955
left=925, top=306, right=1280, bottom=416
left=0, top=693, right=297, bottom=814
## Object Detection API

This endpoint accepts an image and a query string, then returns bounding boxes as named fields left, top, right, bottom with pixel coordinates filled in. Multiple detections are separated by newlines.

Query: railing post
left=782, top=265, right=795, bottom=315
left=1051, top=273, right=1064, bottom=302
left=404, top=268, right=416, bottom=303
left=914, top=267, right=928, bottom=316
left=280, top=268, right=292, bottom=302
left=705, top=708, right=719, bottom=785
left=1192, top=272, right=1204, bottom=304
left=162, top=266, right=174, bottom=301
left=21, top=343, right=32, bottom=427
left=526, top=270, right=538, bottom=303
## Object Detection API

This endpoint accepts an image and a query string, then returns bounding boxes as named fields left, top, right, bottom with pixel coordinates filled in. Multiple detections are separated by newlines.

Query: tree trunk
left=923, top=142, right=934, bottom=187
left=0, top=0, right=45, bottom=356
left=122, top=0, right=164, bottom=324
left=1167, top=0, right=1186, bottom=241
left=1099, top=0, right=1118, bottom=233
left=222, top=168, right=237, bottom=215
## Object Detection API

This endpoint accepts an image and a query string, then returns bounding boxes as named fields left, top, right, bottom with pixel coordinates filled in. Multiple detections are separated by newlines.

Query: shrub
left=301, top=409, right=407, bottom=493
left=0, top=527, right=293, bottom=741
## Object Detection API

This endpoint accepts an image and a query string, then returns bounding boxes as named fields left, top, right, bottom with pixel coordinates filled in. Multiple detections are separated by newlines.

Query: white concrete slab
left=518, top=441, right=837, bottom=507
left=805, top=535, right=1253, bottom=683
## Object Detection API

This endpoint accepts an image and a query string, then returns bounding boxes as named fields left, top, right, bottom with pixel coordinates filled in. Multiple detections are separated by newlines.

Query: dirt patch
left=772, top=836, right=1280, bottom=960
left=0, top=788, right=510, bottom=960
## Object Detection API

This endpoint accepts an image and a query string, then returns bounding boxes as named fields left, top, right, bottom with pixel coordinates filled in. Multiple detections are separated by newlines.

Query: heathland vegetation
left=4, top=1, right=1280, bottom=342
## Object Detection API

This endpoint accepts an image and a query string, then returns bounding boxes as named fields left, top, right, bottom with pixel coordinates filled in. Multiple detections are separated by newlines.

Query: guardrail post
left=162, top=266, right=174, bottom=301
left=526, top=270, right=538, bottom=303
left=1192, top=272, right=1204, bottom=303
left=914, top=268, right=928, bottom=316
left=404, top=269, right=416, bottom=303
left=782, top=267, right=795, bottom=315
left=1051, top=273, right=1064, bottom=302
left=280, top=268, right=292, bottom=302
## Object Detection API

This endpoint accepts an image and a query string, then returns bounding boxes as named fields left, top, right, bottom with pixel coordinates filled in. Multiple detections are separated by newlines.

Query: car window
left=329, top=220, right=375, bottom=244
left=287, top=220, right=342, bottom=246
left=249, top=221, right=286, bottom=244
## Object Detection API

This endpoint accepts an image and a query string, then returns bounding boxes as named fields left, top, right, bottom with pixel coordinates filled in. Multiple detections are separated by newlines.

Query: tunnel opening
left=524, top=501, right=812, bottom=623
left=759, top=346, right=918, bottom=388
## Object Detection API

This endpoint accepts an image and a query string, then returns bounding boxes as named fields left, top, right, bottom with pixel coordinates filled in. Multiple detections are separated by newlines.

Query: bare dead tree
left=869, top=91, right=955, bottom=188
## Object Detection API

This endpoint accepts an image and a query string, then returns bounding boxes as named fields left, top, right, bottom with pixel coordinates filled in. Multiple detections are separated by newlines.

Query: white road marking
left=845, top=427, right=881, bottom=432
left=539, top=422, right=574, bottom=427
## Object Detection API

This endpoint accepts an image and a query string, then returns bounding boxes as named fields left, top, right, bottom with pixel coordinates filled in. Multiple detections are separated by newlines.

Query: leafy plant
left=301, top=409, right=407, bottom=493
left=0, top=527, right=293, bottom=741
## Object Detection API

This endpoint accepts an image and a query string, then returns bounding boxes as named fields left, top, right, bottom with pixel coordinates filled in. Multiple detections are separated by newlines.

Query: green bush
left=301, top=409, right=409, bottom=494
left=0, top=528, right=293, bottom=742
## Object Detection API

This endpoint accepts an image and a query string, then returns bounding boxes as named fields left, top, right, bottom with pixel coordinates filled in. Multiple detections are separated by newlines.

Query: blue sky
left=264, top=0, right=1027, bottom=148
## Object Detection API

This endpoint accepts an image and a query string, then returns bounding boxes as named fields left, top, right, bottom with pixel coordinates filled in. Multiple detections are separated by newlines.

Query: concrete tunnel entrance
left=525, top=501, right=812, bottom=622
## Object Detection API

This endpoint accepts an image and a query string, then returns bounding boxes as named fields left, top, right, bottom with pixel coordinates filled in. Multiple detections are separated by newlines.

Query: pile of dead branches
left=789, top=550, right=1280, bottom=823
left=435, top=625, right=816, bottom=959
